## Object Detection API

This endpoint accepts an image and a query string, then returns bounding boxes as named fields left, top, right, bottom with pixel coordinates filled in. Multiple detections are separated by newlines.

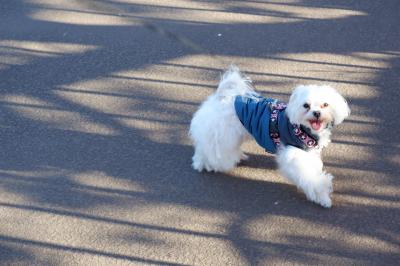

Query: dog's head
left=285, top=85, right=350, bottom=135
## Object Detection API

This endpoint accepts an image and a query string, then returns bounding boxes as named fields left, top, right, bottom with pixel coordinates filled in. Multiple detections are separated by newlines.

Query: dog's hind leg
left=192, top=148, right=206, bottom=172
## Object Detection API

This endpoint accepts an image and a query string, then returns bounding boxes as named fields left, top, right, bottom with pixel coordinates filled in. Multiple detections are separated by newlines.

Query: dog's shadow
left=200, top=165, right=309, bottom=209
left=239, top=153, right=277, bottom=170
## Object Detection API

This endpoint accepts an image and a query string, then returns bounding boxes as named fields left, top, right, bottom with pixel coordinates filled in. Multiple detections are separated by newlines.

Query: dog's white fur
left=189, top=66, right=350, bottom=208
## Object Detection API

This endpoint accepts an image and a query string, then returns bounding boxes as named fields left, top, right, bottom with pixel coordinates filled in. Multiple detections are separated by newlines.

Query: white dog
left=189, top=66, right=350, bottom=208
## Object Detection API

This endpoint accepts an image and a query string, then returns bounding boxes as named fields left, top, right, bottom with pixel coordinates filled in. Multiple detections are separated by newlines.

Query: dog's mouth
left=309, top=119, right=323, bottom=131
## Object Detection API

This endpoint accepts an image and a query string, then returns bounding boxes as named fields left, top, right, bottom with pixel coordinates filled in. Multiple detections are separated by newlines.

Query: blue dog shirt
left=234, top=94, right=319, bottom=154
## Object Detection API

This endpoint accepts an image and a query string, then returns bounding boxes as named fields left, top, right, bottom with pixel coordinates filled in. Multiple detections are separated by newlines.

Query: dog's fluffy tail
left=189, top=65, right=252, bottom=172
left=216, top=65, right=255, bottom=98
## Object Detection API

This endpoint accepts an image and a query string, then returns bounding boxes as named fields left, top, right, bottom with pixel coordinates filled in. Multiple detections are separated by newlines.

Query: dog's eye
left=323, top=103, right=329, bottom=108
left=303, top=103, right=310, bottom=109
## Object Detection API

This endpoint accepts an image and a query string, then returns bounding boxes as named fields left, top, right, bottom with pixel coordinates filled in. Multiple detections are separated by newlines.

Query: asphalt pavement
left=0, top=0, right=399, bottom=265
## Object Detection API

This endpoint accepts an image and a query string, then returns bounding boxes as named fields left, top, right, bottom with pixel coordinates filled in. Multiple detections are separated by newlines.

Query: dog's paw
left=316, top=193, right=332, bottom=208
left=191, top=159, right=204, bottom=172
left=304, top=182, right=333, bottom=208
left=313, top=172, right=334, bottom=207
left=240, top=153, right=249, bottom=161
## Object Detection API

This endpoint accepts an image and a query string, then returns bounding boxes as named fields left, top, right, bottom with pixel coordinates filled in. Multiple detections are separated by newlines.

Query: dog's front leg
left=276, top=146, right=333, bottom=208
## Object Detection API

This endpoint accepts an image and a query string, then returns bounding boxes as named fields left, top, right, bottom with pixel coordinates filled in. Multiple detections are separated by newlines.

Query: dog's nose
left=313, top=111, right=321, bottom=119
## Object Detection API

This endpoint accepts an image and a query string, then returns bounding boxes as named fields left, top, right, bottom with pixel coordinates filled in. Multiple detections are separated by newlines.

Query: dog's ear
left=288, top=85, right=303, bottom=103
left=286, top=85, right=306, bottom=124
left=331, top=91, right=350, bottom=126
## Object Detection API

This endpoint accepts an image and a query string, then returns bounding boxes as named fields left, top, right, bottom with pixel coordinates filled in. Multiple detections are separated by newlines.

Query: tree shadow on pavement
left=0, top=0, right=399, bottom=265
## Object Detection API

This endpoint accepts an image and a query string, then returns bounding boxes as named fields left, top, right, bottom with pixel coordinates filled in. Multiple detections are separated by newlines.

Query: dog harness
left=234, top=94, right=319, bottom=154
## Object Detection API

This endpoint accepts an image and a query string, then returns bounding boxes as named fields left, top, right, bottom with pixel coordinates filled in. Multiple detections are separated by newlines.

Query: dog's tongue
left=310, top=120, right=322, bottom=131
